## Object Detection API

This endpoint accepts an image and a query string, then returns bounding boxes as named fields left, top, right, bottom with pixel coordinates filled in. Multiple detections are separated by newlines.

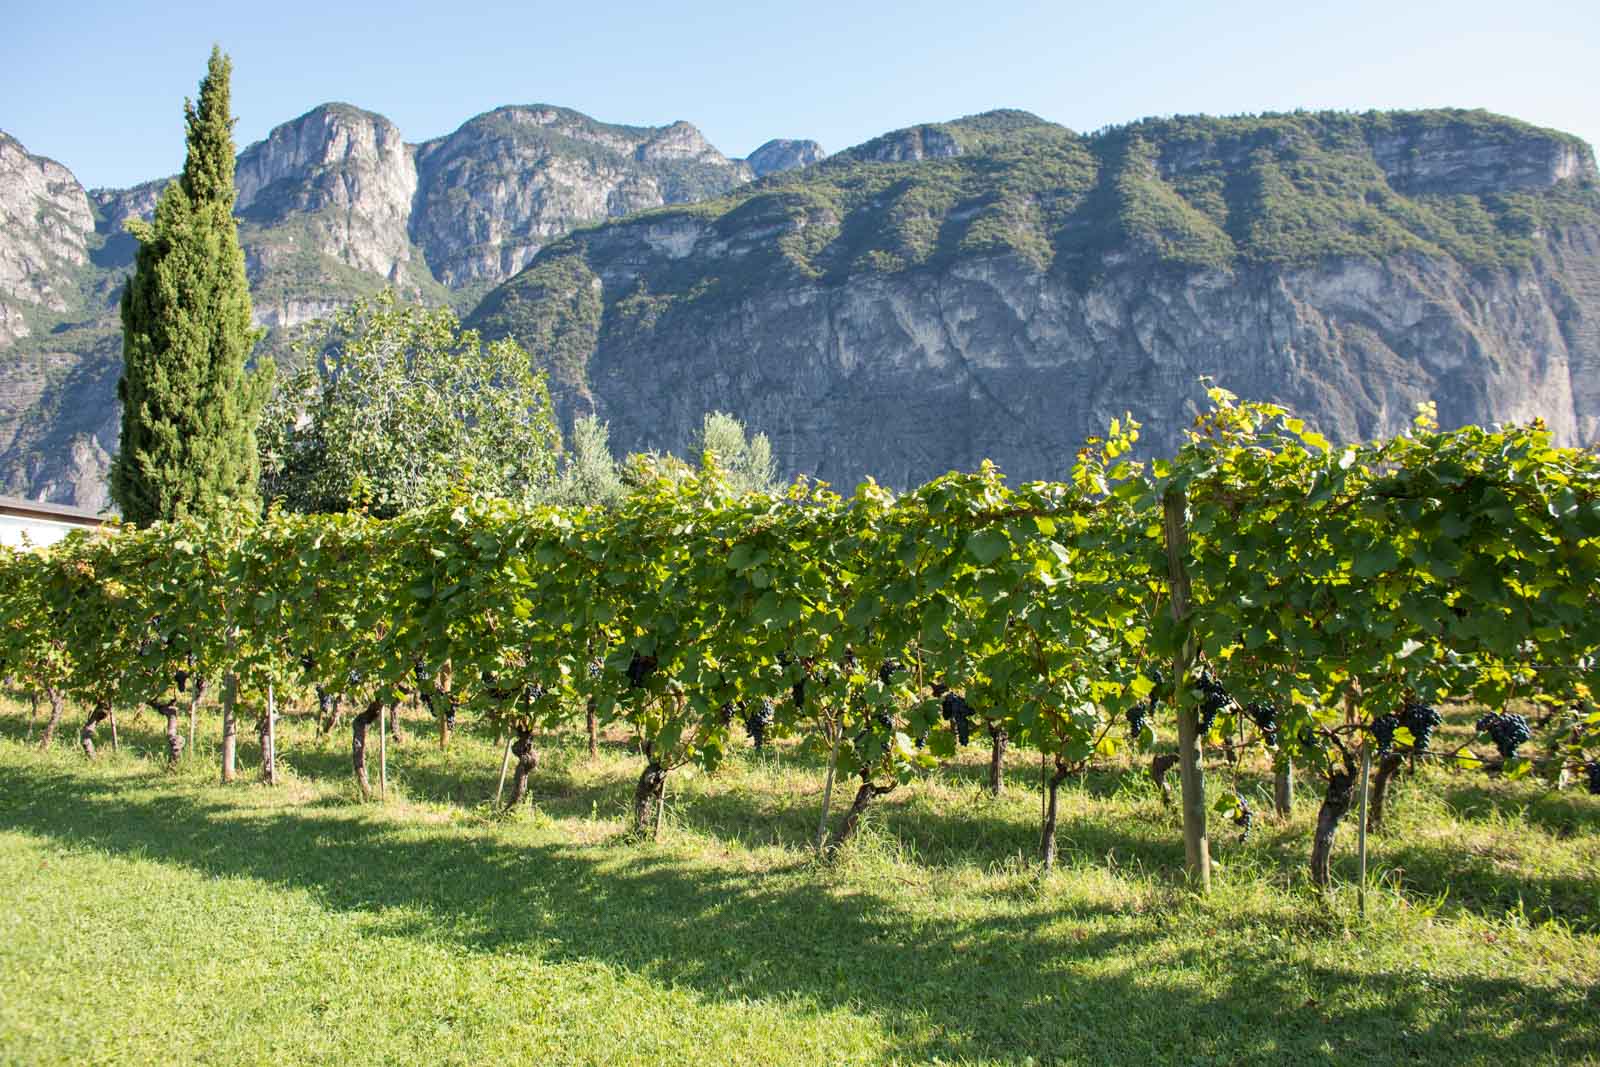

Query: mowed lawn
left=1, top=698, right=1597, bottom=1066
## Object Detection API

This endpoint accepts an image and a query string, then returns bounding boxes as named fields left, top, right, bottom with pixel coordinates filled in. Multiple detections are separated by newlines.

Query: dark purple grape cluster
left=941, top=693, right=975, bottom=745
left=717, top=702, right=736, bottom=728
left=1476, top=712, right=1531, bottom=759
left=1197, top=671, right=1231, bottom=733
left=1586, top=760, right=1600, bottom=796
left=1234, top=797, right=1254, bottom=842
left=878, top=660, right=902, bottom=686
left=1126, top=701, right=1150, bottom=741
left=1370, top=713, right=1400, bottom=754
left=1400, top=701, right=1442, bottom=753
left=626, top=651, right=657, bottom=689
left=1245, top=701, right=1279, bottom=746
left=587, top=658, right=603, bottom=680
left=744, top=699, right=775, bottom=749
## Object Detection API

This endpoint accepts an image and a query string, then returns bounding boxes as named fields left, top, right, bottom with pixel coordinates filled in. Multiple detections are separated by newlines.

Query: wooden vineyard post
left=654, top=772, right=667, bottom=842
left=494, top=734, right=513, bottom=807
left=1163, top=486, right=1210, bottom=892
left=1357, top=738, right=1372, bottom=917
left=816, top=724, right=841, bottom=856
left=265, top=684, right=278, bottom=786
left=379, top=703, right=388, bottom=800
left=108, top=708, right=119, bottom=752
left=1274, top=757, right=1294, bottom=817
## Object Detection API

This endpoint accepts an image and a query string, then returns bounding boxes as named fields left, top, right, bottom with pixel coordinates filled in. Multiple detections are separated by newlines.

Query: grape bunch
left=743, top=699, right=775, bottom=750
left=1476, top=712, right=1532, bottom=760
left=1233, top=797, right=1254, bottom=842
left=872, top=710, right=896, bottom=735
left=1400, top=700, right=1442, bottom=753
left=1197, top=671, right=1231, bottom=733
left=1586, top=760, right=1600, bottom=796
left=1370, top=713, right=1400, bottom=755
left=626, top=651, right=657, bottom=689
left=792, top=676, right=807, bottom=710
left=1125, top=701, right=1150, bottom=741
left=317, top=686, right=335, bottom=719
left=717, top=702, right=736, bottom=728
left=878, top=660, right=902, bottom=686
left=1244, top=701, right=1279, bottom=747
left=941, top=692, right=975, bottom=746
left=587, top=658, right=603, bottom=680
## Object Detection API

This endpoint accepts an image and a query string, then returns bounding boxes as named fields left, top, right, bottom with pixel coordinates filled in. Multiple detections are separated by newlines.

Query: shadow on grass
left=1, top=759, right=1596, bottom=1065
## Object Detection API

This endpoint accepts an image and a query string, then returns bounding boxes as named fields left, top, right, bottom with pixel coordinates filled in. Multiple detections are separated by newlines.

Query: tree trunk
left=1310, top=770, right=1356, bottom=889
left=1274, top=755, right=1295, bottom=817
left=1367, top=753, right=1405, bottom=833
left=1150, top=754, right=1179, bottom=806
left=829, top=780, right=895, bottom=852
left=351, top=699, right=382, bottom=798
left=586, top=697, right=599, bottom=759
left=79, top=702, right=110, bottom=759
left=505, top=730, right=539, bottom=811
left=388, top=700, right=405, bottom=744
left=1040, top=763, right=1071, bottom=870
left=220, top=673, right=239, bottom=784
left=987, top=726, right=1008, bottom=797
left=161, top=702, right=183, bottom=766
left=632, top=759, right=666, bottom=833
left=38, top=687, right=65, bottom=749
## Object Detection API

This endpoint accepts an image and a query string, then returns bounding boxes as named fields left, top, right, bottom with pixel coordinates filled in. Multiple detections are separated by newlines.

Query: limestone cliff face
left=0, top=132, right=95, bottom=342
left=409, top=106, right=754, bottom=287
left=746, top=139, right=827, bottom=177
left=234, top=103, right=420, bottom=281
left=472, top=110, right=1600, bottom=489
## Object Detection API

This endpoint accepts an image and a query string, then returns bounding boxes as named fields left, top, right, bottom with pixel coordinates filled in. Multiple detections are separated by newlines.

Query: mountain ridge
left=2, top=104, right=1596, bottom=508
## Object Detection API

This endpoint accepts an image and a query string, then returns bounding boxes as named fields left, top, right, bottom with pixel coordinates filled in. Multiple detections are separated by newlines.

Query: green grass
left=1, top=698, right=1596, bottom=1065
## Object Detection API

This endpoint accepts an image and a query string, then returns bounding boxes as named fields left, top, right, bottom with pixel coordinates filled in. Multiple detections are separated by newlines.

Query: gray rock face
left=235, top=103, right=420, bottom=282
left=500, top=216, right=1600, bottom=489
left=0, top=132, right=95, bottom=341
left=745, top=139, right=826, bottom=177
left=842, top=125, right=962, bottom=164
left=409, top=106, right=754, bottom=287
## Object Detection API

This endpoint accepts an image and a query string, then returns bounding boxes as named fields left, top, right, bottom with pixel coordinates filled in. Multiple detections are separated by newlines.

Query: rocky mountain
left=0, top=104, right=825, bottom=508
left=3, top=104, right=1597, bottom=509
left=467, top=109, right=1600, bottom=488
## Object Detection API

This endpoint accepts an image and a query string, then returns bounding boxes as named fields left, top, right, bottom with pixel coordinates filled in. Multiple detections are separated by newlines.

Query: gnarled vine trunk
left=505, top=729, right=539, bottom=811
left=1040, top=762, right=1072, bottom=870
left=79, top=701, right=110, bottom=759
left=351, top=699, right=382, bottom=798
left=1310, top=770, right=1356, bottom=888
left=988, top=726, right=1008, bottom=797
left=156, top=701, right=183, bottom=765
left=257, top=712, right=276, bottom=785
left=38, top=686, right=65, bottom=749
left=25, top=691, right=40, bottom=740
left=1367, top=753, right=1405, bottom=832
left=632, top=759, right=667, bottom=833
left=1150, top=753, right=1179, bottom=807
left=315, top=687, right=342, bottom=737
left=829, top=779, right=896, bottom=852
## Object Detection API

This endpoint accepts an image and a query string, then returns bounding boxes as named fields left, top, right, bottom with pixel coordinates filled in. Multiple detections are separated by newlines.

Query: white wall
left=0, top=513, right=98, bottom=548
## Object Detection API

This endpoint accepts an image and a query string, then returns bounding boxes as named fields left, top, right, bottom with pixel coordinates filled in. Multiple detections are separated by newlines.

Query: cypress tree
left=111, top=46, right=270, bottom=525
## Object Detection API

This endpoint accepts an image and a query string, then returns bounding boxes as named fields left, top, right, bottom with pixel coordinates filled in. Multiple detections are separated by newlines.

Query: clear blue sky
left=5, top=0, right=1598, bottom=190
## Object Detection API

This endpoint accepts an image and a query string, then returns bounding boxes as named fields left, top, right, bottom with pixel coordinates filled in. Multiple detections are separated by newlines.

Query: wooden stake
left=1163, top=487, right=1210, bottom=892
left=815, top=722, right=841, bottom=855
left=653, top=771, right=667, bottom=842
left=378, top=703, right=388, bottom=800
left=108, top=708, right=119, bottom=752
left=494, top=734, right=513, bottom=806
left=1357, top=740, right=1372, bottom=917
left=265, top=684, right=278, bottom=786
